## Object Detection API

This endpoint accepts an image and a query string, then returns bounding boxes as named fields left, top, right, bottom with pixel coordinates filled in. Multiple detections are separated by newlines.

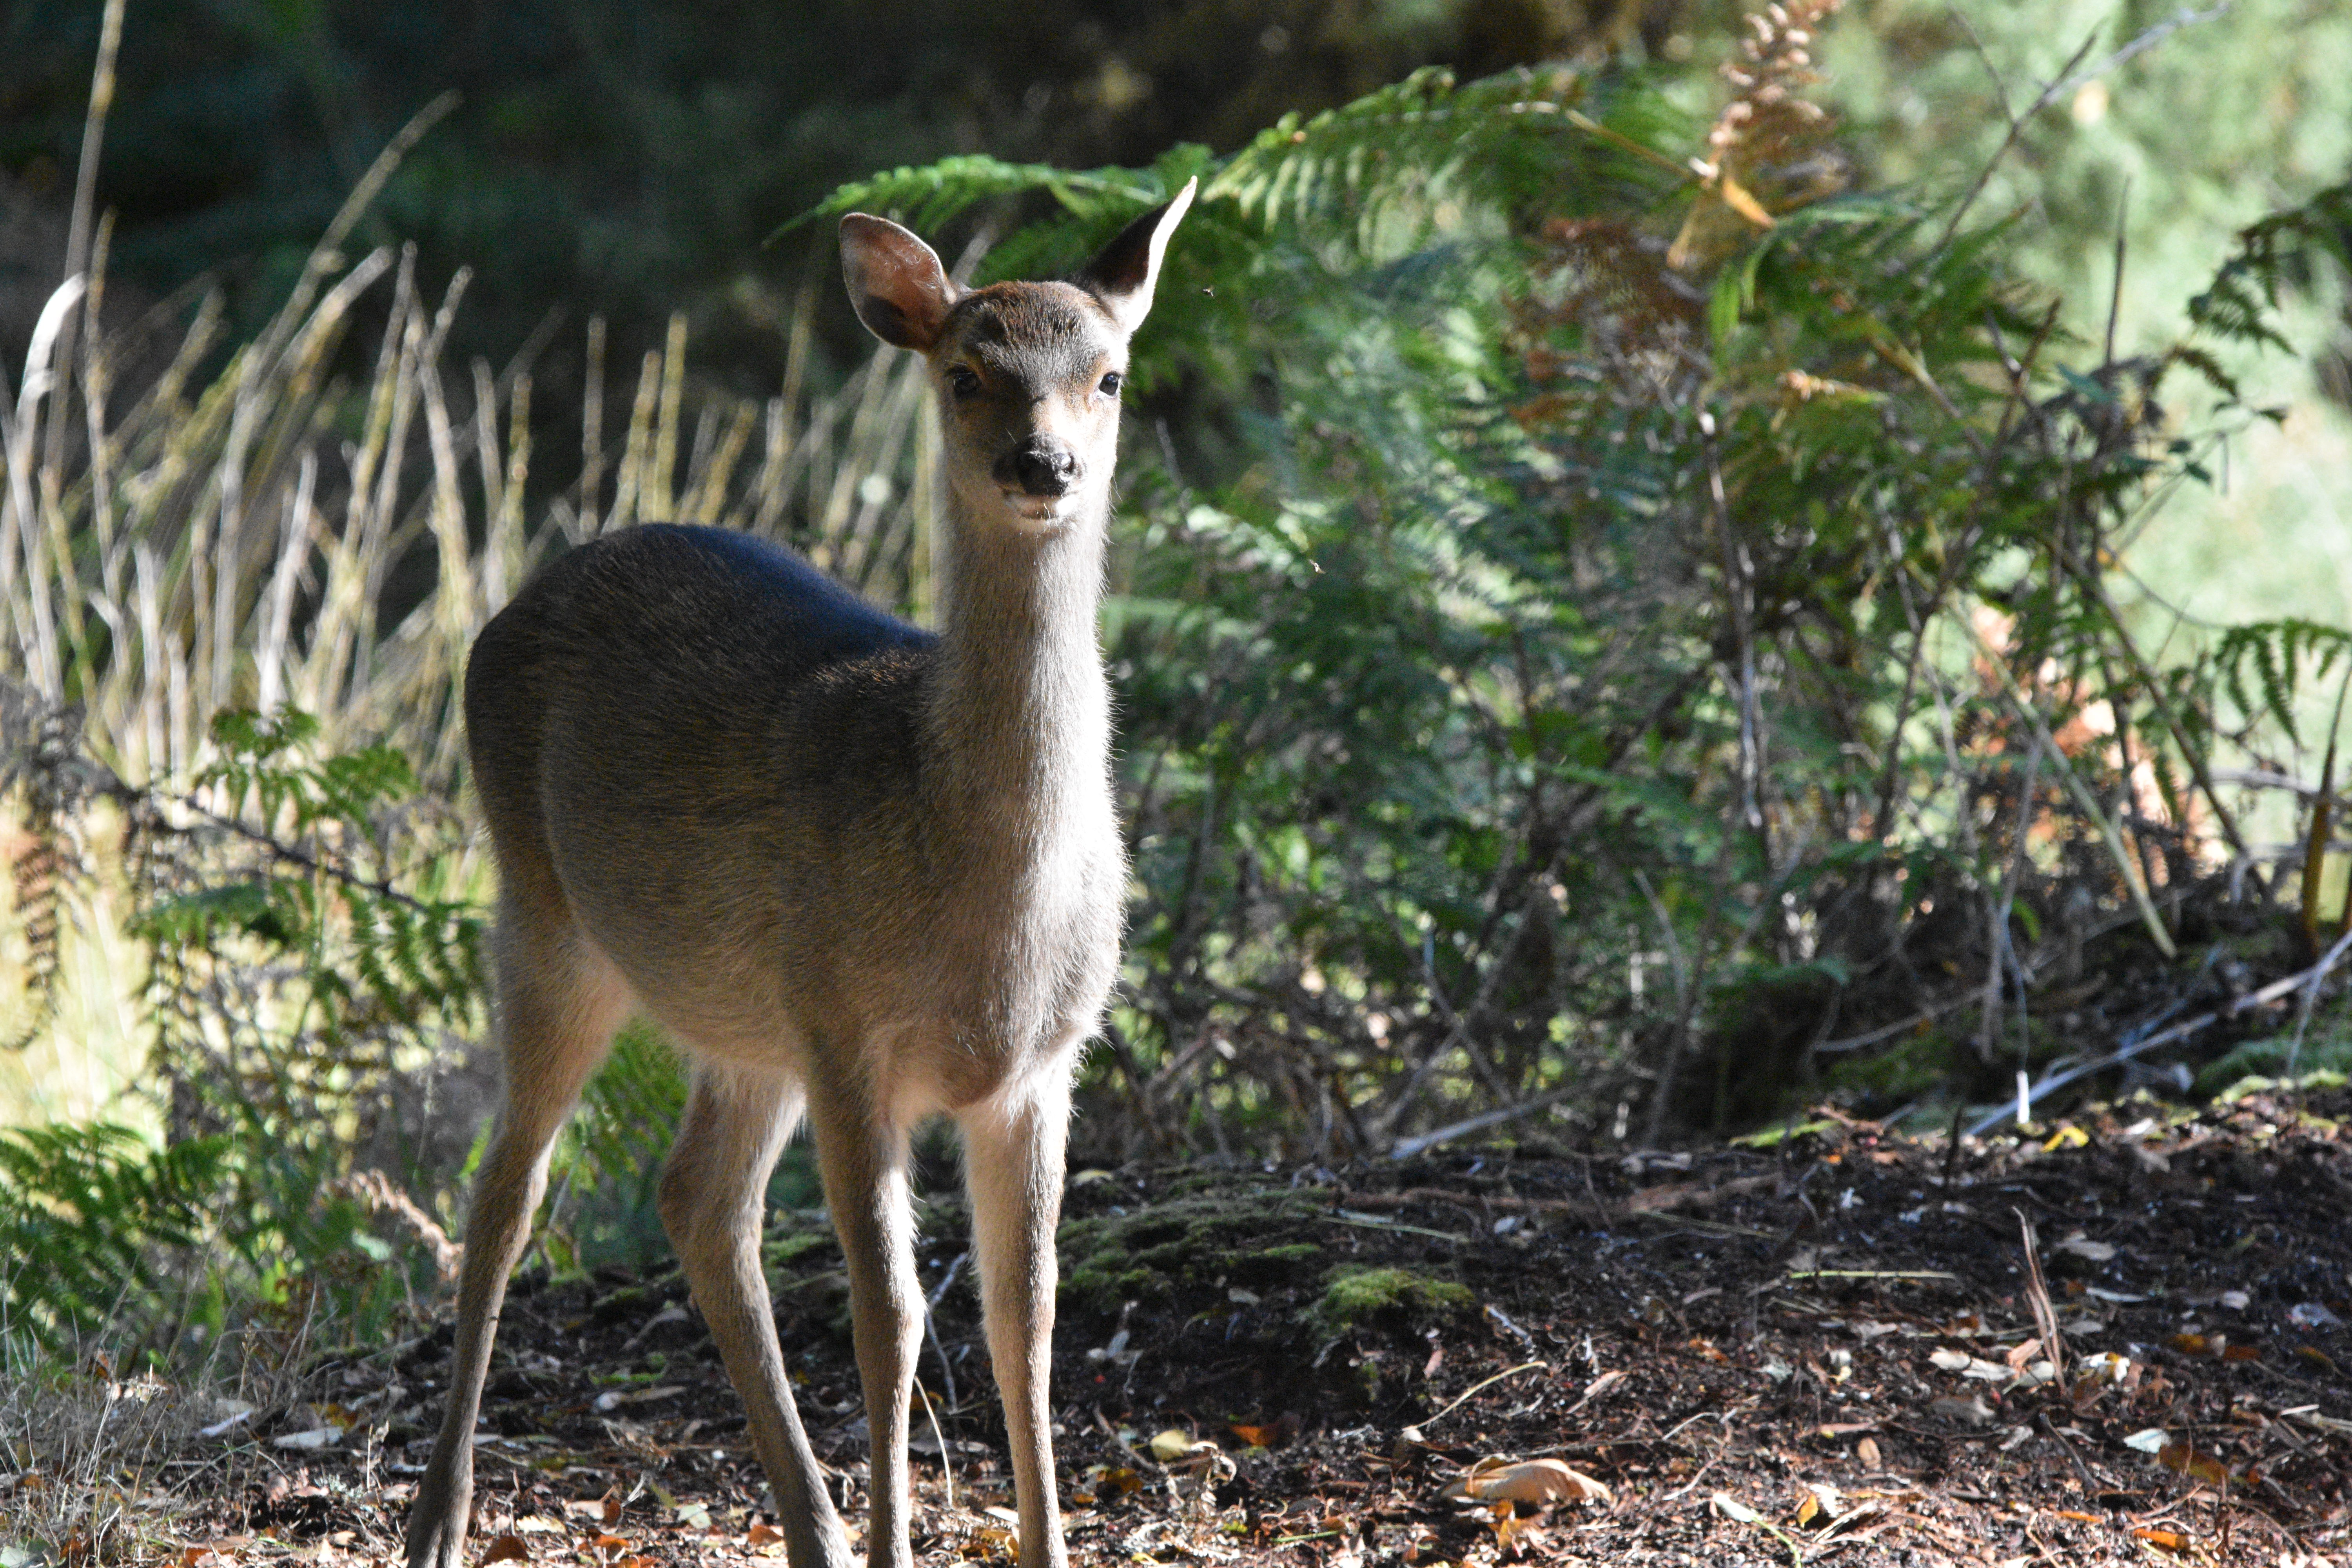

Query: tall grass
left=0, top=101, right=942, bottom=1131
left=0, top=118, right=937, bottom=802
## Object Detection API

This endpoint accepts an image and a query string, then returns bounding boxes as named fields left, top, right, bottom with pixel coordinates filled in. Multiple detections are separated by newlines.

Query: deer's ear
left=840, top=214, right=959, bottom=352
left=1076, top=177, right=1197, bottom=336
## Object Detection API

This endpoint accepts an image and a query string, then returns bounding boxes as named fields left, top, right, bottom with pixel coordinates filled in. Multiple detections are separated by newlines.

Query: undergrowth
left=1, top=2, right=2350, bottom=1441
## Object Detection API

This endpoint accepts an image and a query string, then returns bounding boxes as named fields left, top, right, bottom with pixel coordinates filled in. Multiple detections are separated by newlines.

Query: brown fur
left=404, top=181, right=1196, bottom=1568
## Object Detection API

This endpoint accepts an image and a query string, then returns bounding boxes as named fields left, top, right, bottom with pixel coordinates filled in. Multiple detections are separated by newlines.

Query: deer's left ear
left=1076, top=178, right=1197, bottom=336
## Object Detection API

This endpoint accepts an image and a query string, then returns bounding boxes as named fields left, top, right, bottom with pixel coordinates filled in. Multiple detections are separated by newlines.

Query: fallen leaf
left=2053, top=1232, right=2116, bottom=1262
left=480, top=1536, right=528, bottom=1564
left=745, top=1524, right=784, bottom=1546
left=270, top=1428, right=340, bottom=1451
left=592, top=1533, right=629, bottom=1555
left=1441, top=1457, right=1611, bottom=1506
left=2170, top=1333, right=2225, bottom=1358
left=2157, top=1445, right=2230, bottom=1486
left=1228, top=1423, right=1277, bottom=1449
left=1710, top=1491, right=1762, bottom=1523
left=1928, top=1349, right=2009, bottom=1382
left=1147, top=1428, right=1197, bottom=1464
left=1928, top=1396, right=1996, bottom=1426
left=1856, top=1435, right=1882, bottom=1469
left=2122, top=1428, right=2169, bottom=1454
left=593, top=1386, right=684, bottom=1412
left=2131, top=1526, right=2191, bottom=1552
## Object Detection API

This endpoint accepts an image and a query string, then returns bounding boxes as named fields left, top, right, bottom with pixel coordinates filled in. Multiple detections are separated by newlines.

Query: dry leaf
left=1147, top=1428, right=1197, bottom=1463
left=2053, top=1232, right=2115, bottom=1262
left=270, top=1428, right=340, bottom=1450
left=1441, top=1457, right=1611, bottom=1506
left=480, top=1536, right=529, bottom=1564
left=1928, top=1395, right=1996, bottom=1426
left=1929, top=1348, right=2009, bottom=1381
left=2157, top=1445, right=2230, bottom=1486
left=1855, top=1435, right=1882, bottom=1468
left=1710, top=1491, right=1762, bottom=1523
left=2131, top=1526, right=2192, bottom=1552
left=1229, top=1423, right=1277, bottom=1448
left=2169, top=1332, right=2225, bottom=1358
left=745, top=1524, right=784, bottom=1546
left=592, top=1533, right=629, bottom=1555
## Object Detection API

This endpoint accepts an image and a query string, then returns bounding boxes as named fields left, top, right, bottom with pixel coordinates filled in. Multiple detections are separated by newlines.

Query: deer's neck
left=922, top=504, right=1113, bottom=864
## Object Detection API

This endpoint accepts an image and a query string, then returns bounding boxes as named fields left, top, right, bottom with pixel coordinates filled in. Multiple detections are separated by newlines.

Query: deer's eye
left=946, top=365, right=982, bottom=397
left=1098, top=371, right=1123, bottom=398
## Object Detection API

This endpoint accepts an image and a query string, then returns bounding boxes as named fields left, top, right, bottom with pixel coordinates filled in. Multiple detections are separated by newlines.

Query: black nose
left=996, top=437, right=1080, bottom=496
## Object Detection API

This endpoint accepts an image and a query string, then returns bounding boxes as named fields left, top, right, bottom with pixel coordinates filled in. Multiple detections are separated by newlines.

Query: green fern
left=2187, top=176, right=2352, bottom=356
left=793, top=65, right=1674, bottom=284
left=2207, top=619, right=2352, bottom=743
left=0, top=1123, right=236, bottom=1356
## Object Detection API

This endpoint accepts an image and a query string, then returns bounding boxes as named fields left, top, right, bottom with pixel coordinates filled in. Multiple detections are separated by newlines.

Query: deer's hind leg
left=659, top=1065, right=850, bottom=1568
left=407, top=899, right=630, bottom=1568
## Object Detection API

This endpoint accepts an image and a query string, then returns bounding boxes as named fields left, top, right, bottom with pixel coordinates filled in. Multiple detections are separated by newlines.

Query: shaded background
left=0, top=0, right=1703, bottom=405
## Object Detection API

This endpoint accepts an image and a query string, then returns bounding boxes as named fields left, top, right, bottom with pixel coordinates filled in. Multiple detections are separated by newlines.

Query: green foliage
left=540, top=1023, right=690, bottom=1270
left=2185, top=178, right=2352, bottom=381
left=1, top=699, right=487, bottom=1359
left=822, top=16, right=2350, bottom=1154
left=0, top=1122, right=234, bottom=1356
left=2203, top=619, right=2352, bottom=745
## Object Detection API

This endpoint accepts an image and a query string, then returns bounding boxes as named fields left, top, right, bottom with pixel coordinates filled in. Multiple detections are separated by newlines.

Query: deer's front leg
left=810, top=1086, right=921, bottom=1568
left=961, top=1069, right=1071, bottom=1568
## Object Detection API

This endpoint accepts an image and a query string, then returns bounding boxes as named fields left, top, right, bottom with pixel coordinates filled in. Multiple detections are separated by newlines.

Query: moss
left=1054, top=1191, right=1328, bottom=1314
left=1308, top=1266, right=1474, bottom=1335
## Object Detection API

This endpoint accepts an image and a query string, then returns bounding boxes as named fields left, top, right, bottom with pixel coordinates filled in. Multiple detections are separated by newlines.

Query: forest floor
left=11, top=1087, right=2352, bottom=1568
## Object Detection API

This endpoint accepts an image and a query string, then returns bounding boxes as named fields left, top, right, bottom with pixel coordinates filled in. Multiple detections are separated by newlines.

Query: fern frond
left=2188, top=176, right=2352, bottom=353
left=779, top=154, right=1167, bottom=242
left=2207, top=618, right=2352, bottom=742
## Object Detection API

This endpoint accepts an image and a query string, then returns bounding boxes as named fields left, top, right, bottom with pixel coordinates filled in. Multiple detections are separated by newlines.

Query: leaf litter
left=20, top=1085, right=2350, bottom=1565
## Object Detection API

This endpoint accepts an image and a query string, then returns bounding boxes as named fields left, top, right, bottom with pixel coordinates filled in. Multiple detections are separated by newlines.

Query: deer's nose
left=996, top=436, right=1081, bottom=497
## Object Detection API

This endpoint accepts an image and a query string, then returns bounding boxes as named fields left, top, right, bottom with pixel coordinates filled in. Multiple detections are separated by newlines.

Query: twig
left=1419, top=1361, right=1549, bottom=1428
left=1956, top=608, right=2176, bottom=959
left=912, top=1380, right=955, bottom=1512
left=2014, top=1207, right=2065, bottom=1385
left=922, top=1251, right=965, bottom=1414
left=1389, top=1085, right=1583, bottom=1160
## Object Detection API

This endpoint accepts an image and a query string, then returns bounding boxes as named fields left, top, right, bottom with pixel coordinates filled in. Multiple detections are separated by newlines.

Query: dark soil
left=96, top=1089, right=2352, bottom=1565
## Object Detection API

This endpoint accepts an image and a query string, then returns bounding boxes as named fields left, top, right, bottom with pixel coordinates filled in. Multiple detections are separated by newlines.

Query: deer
left=402, top=178, right=1196, bottom=1568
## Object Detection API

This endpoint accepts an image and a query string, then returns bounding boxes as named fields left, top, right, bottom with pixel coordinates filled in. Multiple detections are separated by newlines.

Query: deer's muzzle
left=996, top=436, right=1081, bottom=497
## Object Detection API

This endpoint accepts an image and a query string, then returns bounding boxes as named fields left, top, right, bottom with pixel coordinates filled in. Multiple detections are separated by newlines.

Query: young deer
left=403, top=181, right=1196, bottom=1568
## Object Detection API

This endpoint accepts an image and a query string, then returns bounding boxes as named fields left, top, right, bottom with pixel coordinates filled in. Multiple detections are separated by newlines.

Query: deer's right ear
left=840, top=214, right=958, bottom=353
